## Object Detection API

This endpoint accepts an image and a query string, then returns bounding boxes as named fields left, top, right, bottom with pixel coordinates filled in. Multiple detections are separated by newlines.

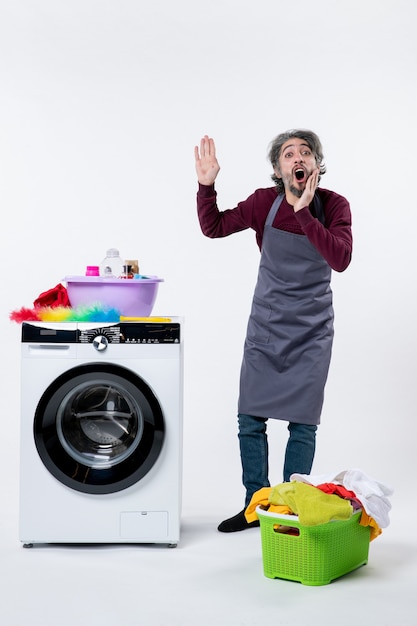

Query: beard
left=288, top=183, right=303, bottom=198
left=281, top=173, right=305, bottom=198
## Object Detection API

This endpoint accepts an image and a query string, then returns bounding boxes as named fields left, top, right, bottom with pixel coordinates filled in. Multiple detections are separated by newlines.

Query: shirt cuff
left=197, top=183, right=216, bottom=197
left=295, top=206, right=316, bottom=228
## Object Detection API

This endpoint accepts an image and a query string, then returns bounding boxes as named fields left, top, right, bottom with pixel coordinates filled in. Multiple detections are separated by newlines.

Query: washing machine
left=19, top=319, right=183, bottom=547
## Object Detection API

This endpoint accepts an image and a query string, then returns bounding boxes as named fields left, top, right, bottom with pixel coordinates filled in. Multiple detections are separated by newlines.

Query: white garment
left=290, top=469, right=393, bottom=528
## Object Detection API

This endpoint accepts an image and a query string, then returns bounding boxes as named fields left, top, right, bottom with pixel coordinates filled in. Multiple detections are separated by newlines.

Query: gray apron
left=238, top=193, right=334, bottom=425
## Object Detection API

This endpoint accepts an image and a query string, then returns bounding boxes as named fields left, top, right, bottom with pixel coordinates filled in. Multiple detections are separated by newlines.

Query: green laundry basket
left=256, top=507, right=371, bottom=586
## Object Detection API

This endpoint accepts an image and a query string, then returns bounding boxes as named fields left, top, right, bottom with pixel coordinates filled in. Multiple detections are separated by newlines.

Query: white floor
left=0, top=492, right=415, bottom=626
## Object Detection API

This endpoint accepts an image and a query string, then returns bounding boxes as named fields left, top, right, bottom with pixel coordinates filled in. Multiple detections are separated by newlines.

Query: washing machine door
left=33, top=363, right=165, bottom=494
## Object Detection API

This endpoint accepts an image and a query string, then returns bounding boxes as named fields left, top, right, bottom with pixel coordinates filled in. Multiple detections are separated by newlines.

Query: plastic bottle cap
left=106, top=248, right=120, bottom=257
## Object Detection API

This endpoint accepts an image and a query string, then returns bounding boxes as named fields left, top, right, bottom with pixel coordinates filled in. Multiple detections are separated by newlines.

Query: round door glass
left=34, top=364, right=165, bottom=494
left=56, top=380, right=144, bottom=469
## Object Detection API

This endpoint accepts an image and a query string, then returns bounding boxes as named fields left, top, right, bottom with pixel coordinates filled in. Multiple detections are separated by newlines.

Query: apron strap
left=266, top=192, right=325, bottom=226
left=265, top=194, right=284, bottom=226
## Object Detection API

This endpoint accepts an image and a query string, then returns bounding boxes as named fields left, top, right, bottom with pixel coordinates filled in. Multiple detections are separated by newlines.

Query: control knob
left=92, top=335, right=109, bottom=352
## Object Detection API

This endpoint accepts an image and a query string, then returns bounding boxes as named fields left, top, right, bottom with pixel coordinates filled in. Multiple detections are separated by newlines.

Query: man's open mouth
left=295, top=168, right=305, bottom=181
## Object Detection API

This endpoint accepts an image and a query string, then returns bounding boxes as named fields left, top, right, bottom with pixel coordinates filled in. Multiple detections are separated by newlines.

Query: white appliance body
left=19, top=320, right=183, bottom=546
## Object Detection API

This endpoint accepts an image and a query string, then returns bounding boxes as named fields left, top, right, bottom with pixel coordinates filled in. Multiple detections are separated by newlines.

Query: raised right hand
left=194, top=135, right=220, bottom=185
left=293, top=168, right=320, bottom=213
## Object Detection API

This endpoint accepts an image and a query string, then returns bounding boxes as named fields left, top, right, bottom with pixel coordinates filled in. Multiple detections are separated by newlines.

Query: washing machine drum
left=34, top=364, right=165, bottom=494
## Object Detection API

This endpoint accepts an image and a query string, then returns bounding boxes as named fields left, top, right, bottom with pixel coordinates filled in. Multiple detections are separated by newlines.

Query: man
left=194, top=130, right=352, bottom=532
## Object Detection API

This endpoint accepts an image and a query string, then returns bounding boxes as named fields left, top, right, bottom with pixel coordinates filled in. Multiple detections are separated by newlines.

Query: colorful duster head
left=10, top=304, right=121, bottom=323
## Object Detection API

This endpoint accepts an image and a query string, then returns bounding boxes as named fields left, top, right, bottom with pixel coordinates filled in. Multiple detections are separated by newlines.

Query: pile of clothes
left=245, top=469, right=393, bottom=540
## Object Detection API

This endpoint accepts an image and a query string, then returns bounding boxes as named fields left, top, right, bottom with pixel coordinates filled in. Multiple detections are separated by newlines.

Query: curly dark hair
left=268, top=129, right=327, bottom=193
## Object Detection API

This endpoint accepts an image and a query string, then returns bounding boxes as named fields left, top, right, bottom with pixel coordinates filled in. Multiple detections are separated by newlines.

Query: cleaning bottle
left=85, top=265, right=100, bottom=276
left=119, top=264, right=134, bottom=279
left=100, top=248, right=124, bottom=278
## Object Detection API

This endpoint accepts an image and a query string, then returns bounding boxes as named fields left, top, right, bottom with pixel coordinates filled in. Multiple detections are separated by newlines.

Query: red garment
left=316, top=482, right=361, bottom=506
left=196, top=184, right=352, bottom=272
left=33, top=283, right=70, bottom=308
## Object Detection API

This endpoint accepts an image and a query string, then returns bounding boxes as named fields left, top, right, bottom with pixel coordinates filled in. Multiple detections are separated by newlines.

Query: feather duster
left=10, top=304, right=121, bottom=323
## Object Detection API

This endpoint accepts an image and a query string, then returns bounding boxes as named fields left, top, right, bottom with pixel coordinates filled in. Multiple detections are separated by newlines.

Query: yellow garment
left=244, top=487, right=292, bottom=523
left=360, top=510, right=382, bottom=541
left=269, top=481, right=353, bottom=526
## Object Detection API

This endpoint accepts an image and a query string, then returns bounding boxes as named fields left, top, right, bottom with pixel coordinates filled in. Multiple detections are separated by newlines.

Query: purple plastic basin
left=64, top=276, right=163, bottom=317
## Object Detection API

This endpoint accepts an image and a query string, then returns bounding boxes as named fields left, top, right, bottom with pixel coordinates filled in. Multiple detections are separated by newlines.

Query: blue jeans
left=238, top=413, right=317, bottom=507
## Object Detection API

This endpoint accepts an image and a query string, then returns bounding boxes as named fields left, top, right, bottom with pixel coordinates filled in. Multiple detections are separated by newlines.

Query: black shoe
left=217, top=509, right=260, bottom=533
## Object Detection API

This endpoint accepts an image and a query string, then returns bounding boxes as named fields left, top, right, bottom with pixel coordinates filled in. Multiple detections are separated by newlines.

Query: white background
left=1, top=0, right=415, bottom=520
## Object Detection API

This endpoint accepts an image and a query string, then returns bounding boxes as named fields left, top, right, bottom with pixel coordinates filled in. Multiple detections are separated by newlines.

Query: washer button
left=93, top=335, right=108, bottom=351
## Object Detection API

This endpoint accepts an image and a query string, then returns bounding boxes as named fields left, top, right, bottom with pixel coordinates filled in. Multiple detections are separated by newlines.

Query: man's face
left=274, top=137, right=318, bottom=198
